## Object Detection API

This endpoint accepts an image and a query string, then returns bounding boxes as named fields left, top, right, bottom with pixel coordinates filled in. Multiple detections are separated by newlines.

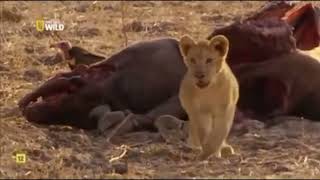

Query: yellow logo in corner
left=36, top=20, right=45, bottom=32
left=12, top=152, right=27, bottom=164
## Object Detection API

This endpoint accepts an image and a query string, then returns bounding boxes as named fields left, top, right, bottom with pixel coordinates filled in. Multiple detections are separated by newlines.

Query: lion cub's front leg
left=187, top=117, right=202, bottom=150
left=199, top=106, right=236, bottom=160
left=188, top=113, right=212, bottom=151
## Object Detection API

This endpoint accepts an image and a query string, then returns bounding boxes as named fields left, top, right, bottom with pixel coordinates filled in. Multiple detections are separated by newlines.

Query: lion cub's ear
left=209, top=35, right=229, bottom=57
left=179, top=35, right=195, bottom=57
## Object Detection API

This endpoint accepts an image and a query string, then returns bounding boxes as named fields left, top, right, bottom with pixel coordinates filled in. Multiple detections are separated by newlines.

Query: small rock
left=23, top=68, right=43, bottom=82
left=111, top=162, right=128, bottom=174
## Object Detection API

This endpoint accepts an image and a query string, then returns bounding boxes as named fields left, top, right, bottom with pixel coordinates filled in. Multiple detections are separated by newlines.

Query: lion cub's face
left=179, top=35, right=229, bottom=88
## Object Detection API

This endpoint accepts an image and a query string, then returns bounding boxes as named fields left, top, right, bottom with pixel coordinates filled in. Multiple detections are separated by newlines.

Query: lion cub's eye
left=190, top=58, right=196, bottom=64
left=206, top=58, right=213, bottom=64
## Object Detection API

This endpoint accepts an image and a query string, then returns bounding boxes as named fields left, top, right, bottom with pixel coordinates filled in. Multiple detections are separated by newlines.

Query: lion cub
left=178, top=34, right=239, bottom=160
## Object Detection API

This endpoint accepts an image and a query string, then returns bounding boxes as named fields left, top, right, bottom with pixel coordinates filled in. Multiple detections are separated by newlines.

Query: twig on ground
left=106, top=113, right=134, bottom=143
left=109, top=144, right=128, bottom=163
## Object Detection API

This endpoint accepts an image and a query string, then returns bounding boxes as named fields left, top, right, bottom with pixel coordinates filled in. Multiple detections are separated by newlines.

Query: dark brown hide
left=233, top=51, right=320, bottom=120
left=19, top=38, right=187, bottom=129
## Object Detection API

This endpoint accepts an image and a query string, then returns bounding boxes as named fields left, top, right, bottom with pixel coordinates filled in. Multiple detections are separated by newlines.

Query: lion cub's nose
left=194, top=72, right=205, bottom=79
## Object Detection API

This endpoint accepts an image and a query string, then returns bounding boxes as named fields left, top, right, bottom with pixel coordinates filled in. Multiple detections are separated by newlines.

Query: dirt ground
left=1, top=1, right=320, bottom=179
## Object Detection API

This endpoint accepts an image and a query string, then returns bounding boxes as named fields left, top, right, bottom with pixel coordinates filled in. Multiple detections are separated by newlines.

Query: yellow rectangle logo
left=13, top=153, right=27, bottom=164
left=36, top=20, right=45, bottom=32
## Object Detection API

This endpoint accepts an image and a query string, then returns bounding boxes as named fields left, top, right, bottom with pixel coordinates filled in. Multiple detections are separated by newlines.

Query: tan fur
left=178, top=35, right=239, bottom=160
left=300, top=46, right=320, bottom=61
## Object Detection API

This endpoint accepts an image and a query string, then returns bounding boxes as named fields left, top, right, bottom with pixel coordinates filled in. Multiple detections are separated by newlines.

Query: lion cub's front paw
left=220, top=145, right=234, bottom=157
left=198, top=145, right=234, bottom=160
left=197, top=148, right=221, bottom=160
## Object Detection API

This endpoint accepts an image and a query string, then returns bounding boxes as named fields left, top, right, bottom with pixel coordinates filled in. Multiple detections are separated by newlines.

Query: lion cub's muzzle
left=194, top=72, right=210, bottom=88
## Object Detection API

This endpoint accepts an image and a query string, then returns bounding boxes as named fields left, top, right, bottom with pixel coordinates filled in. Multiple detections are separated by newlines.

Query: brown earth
left=1, top=1, right=320, bottom=178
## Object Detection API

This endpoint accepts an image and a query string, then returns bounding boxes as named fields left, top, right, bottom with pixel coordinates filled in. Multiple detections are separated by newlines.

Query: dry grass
left=1, top=1, right=320, bottom=179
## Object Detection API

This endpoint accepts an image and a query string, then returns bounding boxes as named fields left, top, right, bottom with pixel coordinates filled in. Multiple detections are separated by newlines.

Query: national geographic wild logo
left=36, top=19, right=64, bottom=32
